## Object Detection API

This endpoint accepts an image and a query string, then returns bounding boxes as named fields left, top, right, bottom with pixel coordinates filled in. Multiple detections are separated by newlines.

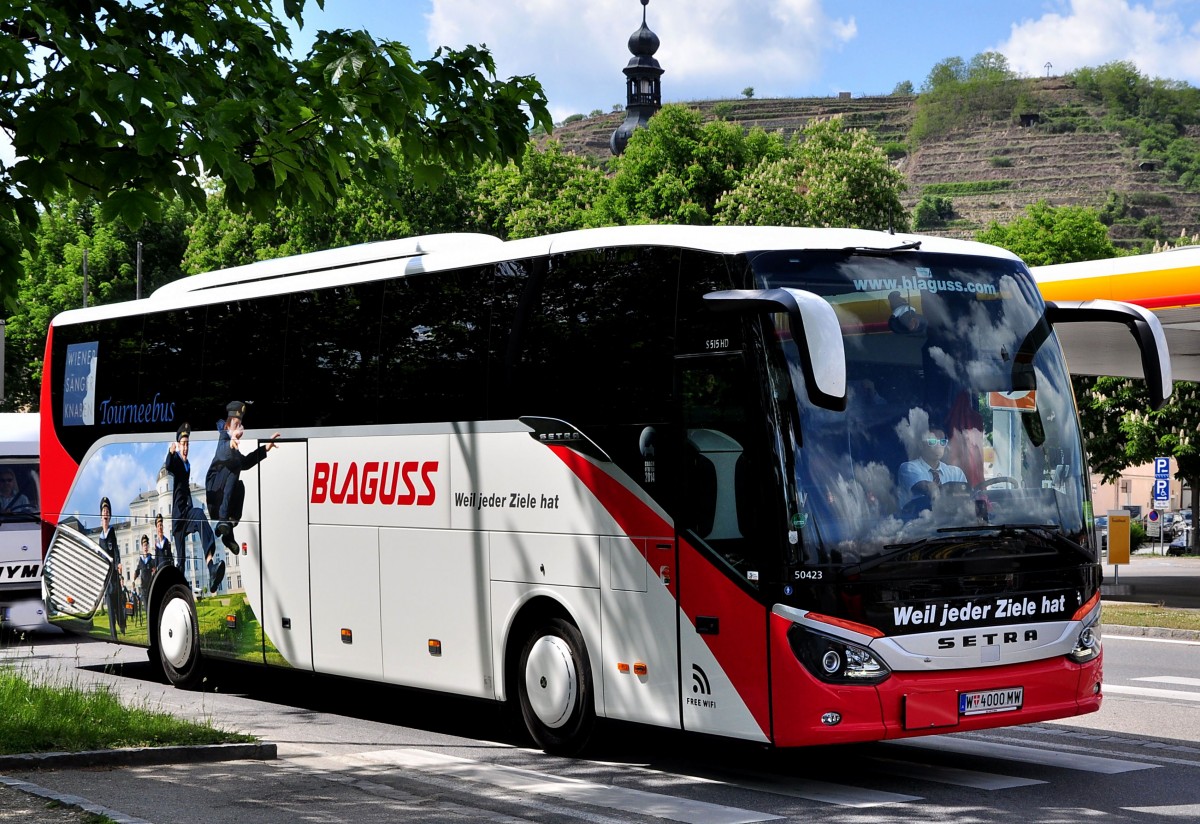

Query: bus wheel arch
left=506, top=598, right=596, bottom=755
left=155, top=581, right=204, bottom=689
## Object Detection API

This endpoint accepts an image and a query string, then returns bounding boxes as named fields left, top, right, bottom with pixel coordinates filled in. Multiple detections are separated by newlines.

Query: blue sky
left=291, top=1, right=1200, bottom=123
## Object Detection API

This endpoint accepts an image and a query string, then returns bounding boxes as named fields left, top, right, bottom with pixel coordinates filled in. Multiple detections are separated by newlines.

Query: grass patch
left=922, top=180, right=1014, bottom=196
left=1102, top=602, right=1200, bottom=632
left=0, top=669, right=254, bottom=755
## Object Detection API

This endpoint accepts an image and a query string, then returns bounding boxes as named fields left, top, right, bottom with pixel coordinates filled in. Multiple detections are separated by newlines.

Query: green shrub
left=923, top=180, right=1014, bottom=196
left=912, top=194, right=955, bottom=230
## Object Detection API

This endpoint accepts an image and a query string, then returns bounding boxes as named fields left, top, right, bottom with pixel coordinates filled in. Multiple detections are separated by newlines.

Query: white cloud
left=997, top=0, right=1200, bottom=82
left=427, top=0, right=856, bottom=121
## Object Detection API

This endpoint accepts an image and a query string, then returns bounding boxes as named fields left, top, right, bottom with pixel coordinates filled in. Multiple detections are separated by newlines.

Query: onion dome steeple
left=610, top=0, right=664, bottom=156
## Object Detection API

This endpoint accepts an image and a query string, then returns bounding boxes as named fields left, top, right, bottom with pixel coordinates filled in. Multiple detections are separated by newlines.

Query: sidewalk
left=1101, top=551, right=1200, bottom=609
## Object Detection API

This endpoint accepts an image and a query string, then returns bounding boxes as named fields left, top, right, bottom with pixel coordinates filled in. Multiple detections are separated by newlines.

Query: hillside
left=551, top=78, right=1200, bottom=249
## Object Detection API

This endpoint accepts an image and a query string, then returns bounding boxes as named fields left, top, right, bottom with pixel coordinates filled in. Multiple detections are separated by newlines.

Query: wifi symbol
left=691, top=663, right=711, bottom=695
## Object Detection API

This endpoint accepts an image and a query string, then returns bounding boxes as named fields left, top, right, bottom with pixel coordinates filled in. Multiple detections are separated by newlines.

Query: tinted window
left=52, top=316, right=146, bottom=460
left=507, top=246, right=679, bottom=426
left=283, top=283, right=385, bottom=427
left=201, top=297, right=288, bottom=429
left=141, top=305, right=208, bottom=432
left=378, top=268, right=491, bottom=424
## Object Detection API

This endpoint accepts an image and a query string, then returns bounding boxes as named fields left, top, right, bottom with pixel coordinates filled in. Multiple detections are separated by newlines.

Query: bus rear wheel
left=157, top=584, right=203, bottom=688
left=517, top=617, right=595, bottom=756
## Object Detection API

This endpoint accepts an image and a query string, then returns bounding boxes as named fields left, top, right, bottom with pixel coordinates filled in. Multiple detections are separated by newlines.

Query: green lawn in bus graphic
left=92, top=591, right=287, bottom=667
left=195, top=592, right=287, bottom=667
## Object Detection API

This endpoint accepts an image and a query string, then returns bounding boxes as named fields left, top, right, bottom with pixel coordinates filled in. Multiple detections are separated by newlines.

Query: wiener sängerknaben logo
left=63, top=342, right=98, bottom=426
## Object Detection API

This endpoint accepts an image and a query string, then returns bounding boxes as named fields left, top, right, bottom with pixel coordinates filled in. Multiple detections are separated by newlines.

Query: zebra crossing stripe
left=354, top=748, right=783, bottom=824
left=890, top=736, right=1158, bottom=773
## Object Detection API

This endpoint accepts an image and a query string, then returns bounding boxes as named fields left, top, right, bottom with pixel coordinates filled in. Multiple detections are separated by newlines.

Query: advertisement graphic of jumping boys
left=164, top=423, right=216, bottom=591
left=204, top=401, right=279, bottom=593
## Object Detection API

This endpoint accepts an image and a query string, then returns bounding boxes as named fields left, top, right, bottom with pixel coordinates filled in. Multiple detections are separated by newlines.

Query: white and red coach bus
left=38, top=226, right=1171, bottom=753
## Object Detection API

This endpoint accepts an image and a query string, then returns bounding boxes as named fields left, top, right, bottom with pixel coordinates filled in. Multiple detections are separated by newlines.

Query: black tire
left=517, top=617, right=595, bottom=756
left=156, top=583, right=204, bottom=688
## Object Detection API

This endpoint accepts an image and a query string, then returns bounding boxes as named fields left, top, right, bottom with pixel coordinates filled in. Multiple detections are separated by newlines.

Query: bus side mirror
left=1045, top=299, right=1173, bottom=409
left=704, top=288, right=847, bottom=411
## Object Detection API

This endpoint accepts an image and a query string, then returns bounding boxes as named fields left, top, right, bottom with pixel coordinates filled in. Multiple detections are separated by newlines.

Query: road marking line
left=1102, top=635, right=1200, bottom=646
left=1105, top=683, right=1200, bottom=702
left=868, top=757, right=1047, bottom=789
left=889, top=736, right=1158, bottom=773
left=1133, top=675, right=1200, bottom=687
left=712, top=773, right=919, bottom=808
left=1122, top=805, right=1200, bottom=818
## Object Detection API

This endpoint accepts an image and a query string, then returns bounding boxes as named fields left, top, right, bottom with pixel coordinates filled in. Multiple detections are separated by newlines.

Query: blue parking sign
left=1155, top=457, right=1170, bottom=478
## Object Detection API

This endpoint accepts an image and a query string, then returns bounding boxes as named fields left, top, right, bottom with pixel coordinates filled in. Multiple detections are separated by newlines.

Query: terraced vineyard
left=551, top=77, right=1200, bottom=248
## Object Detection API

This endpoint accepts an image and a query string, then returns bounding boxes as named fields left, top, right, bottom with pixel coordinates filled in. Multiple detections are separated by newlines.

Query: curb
left=1102, top=623, right=1200, bottom=642
left=0, top=740, right=276, bottom=772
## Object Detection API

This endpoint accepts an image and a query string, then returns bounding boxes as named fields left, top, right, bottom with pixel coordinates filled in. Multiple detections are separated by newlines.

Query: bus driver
left=897, top=426, right=966, bottom=511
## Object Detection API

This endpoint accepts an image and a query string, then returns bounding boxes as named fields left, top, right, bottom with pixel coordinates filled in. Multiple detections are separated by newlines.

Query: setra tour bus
left=39, top=225, right=1172, bottom=754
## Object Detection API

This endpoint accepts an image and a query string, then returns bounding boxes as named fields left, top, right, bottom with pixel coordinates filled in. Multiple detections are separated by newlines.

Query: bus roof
left=0, top=413, right=38, bottom=457
left=49, top=225, right=1019, bottom=327
left=1033, top=247, right=1200, bottom=382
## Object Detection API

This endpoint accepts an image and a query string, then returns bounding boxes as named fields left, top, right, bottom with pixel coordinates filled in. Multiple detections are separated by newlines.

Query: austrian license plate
left=959, top=686, right=1023, bottom=715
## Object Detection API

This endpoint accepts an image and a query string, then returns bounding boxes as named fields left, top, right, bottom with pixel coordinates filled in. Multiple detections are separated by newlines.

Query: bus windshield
left=0, top=460, right=39, bottom=524
left=753, top=249, right=1092, bottom=568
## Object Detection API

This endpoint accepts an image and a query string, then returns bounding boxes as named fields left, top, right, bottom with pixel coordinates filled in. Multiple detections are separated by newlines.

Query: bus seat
left=686, top=428, right=744, bottom=541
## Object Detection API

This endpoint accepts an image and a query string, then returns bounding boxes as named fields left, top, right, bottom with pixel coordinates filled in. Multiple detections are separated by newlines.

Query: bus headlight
left=1068, top=618, right=1102, bottom=664
left=788, top=624, right=891, bottom=685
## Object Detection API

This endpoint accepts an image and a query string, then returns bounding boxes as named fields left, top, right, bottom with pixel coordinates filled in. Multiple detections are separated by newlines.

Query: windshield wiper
left=841, top=241, right=922, bottom=256
left=844, top=523, right=1093, bottom=577
left=843, top=533, right=959, bottom=576
left=935, top=523, right=1096, bottom=564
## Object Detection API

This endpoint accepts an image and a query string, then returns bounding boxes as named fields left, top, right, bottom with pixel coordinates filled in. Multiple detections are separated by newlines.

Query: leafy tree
left=473, top=142, right=608, bottom=240
left=912, top=53, right=1018, bottom=143
left=714, top=118, right=907, bottom=230
left=921, top=57, right=967, bottom=93
left=911, top=194, right=954, bottom=230
left=967, top=51, right=1012, bottom=83
left=4, top=196, right=193, bottom=409
left=891, top=80, right=915, bottom=97
left=975, top=201, right=1118, bottom=266
left=742, top=87, right=755, bottom=99
left=0, top=1, right=551, bottom=311
left=598, top=105, right=787, bottom=225
left=1075, top=377, right=1200, bottom=549
left=184, top=145, right=480, bottom=272
left=1071, top=61, right=1143, bottom=118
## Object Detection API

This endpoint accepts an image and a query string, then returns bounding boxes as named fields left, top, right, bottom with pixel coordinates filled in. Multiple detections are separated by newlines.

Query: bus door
left=257, top=439, right=314, bottom=670
left=674, top=351, right=772, bottom=743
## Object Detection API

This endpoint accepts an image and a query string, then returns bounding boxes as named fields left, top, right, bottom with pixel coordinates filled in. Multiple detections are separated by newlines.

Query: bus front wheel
left=517, top=617, right=595, bottom=755
left=157, top=584, right=203, bottom=688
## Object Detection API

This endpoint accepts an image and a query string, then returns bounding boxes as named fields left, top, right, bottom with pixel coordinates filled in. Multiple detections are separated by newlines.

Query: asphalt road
left=6, top=616, right=1200, bottom=824
left=1, top=551, right=1197, bottom=823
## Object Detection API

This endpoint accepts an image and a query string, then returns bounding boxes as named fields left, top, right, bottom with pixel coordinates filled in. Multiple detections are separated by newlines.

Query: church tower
left=610, top=0, right=663, bottom=155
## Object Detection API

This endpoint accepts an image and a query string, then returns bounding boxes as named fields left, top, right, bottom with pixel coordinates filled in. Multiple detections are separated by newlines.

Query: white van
left=0, top=413, right=46, bottom=631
